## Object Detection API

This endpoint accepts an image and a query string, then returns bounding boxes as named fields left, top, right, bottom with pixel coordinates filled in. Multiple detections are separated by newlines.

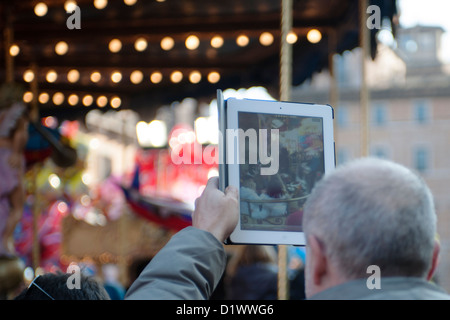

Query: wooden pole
left=278, top=0, right=293, bottom=301
left=3, top=2, right=14, bottom=84
left=4, top=28, right=14, bottom=83
left=30, top=63, right=41, bottom=271
left=280, top=0, right=292, bottom=102
left=118, top=121, right=129, bottom=286
left=31, top=164, right=42, bottom=271
left=359, top=0, right=370, bottom=157
left=29, top=63, right=39, bottom=122
left=328, top=29, right=339, bottom=148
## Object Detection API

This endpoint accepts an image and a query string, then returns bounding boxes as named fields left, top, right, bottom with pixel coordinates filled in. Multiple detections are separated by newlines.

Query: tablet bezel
left=226, top=98, right=335, bottom=245
left=217, top=89, right=227, bottom=192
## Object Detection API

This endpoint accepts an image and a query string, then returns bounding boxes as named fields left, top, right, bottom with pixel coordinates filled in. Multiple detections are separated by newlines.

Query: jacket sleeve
left=125, top=226, right=227, bottom=300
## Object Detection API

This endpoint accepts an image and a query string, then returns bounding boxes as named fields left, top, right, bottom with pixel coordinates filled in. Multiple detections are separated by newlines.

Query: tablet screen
left=237, top=111, right=325, bottom=232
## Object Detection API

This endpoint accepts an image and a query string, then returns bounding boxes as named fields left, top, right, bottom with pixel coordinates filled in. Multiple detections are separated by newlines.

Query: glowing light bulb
left=90, top=71, right=101, bottom=83
left=150, top=71, right=163, bottom=84
left=130, top=70, right=143, bottom=84
left=67, top=69, right=80, bottom=83
left=23, top=70, right=35, bottom=83
left=46, top=70, right=58, bottom=83
left=259, top=32, right=274, bottom=46
left=34, top=3, right=48, bottom=16
left=236, top=35, right=249, bottom=47
left=134, top=37, right=148, bottom=52
left=170, top=71, right=183, bottom=83
left=23, top=92, right=33, bottom=103
left=9, top=44, right=20, bottom=56
left=110, top=96, right=121, bottom=109
left=210, top=36, right=224, bottom=49
left=160, top=37, right=174, bottom=51
left=307, top=29, right=322, bottom=44
left=185, top=35, right=200, bottom=50
left=96, top=95, right=108, bottom=107
left=189, top=71, right=202, bottom=84
left=83, top=95, right=93, bottom=106
left=108, top=39, right=122, bottom=53
left=94, top=0, right=108, bottom=9
left=111, top=71, right=122, bottom=83
left=53, top=92, right=65, bottom=105
left=64, top=0, right=77, bottom=12
left=55, top=41, right=69, bottom=55
left=68, top=94, right=79, bottom=106
left=39, top=92, right=49, bottom=104
left=207, top=71, right=220, bottom=83
left=286, top=31, right=298, bottom=44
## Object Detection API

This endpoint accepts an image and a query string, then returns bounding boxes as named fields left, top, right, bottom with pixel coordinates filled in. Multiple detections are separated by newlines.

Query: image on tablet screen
left=238, top=111, right=325, bottom=232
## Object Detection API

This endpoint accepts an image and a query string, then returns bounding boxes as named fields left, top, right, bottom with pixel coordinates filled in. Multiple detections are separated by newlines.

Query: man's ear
left=308, top=235, right=328, bottom=286
left=427, top=238, right=440, bottom=281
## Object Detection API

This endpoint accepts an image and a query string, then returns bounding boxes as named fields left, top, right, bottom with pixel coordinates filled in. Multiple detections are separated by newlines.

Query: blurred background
left=0, top=0, right=449, bottom=299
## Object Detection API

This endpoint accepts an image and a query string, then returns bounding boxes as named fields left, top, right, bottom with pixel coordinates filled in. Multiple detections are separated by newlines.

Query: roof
left=0, top=0, right=398, bottom=120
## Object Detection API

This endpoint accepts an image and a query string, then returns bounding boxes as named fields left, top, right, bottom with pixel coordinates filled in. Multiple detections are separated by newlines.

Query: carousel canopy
left=0, top=0, right=397, bottom=121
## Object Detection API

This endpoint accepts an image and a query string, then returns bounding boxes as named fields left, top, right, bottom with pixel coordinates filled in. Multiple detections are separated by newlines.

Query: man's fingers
left=194, top=197, right=200, bottom=208
left=224, top=185, right=239, bottom=200
left=205, top=176, right=219, bottom=190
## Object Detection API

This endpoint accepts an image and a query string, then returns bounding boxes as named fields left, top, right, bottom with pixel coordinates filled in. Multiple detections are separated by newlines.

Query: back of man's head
left=14, top=272, right=110, bottom=300
left=303, top=157, right=437, bottom=280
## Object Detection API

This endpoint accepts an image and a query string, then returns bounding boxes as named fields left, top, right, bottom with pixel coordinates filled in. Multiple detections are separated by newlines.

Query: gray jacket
left=125, top=227, right=226, bottom=300
left=125, top=227, right=450, bottom=300
left=310, top=277, right=450, bottom=300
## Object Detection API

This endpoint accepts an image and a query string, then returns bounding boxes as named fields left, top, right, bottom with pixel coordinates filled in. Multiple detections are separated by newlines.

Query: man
left=126, top=158, right=449, bottom=300
left=125, top=177, right=239, bottom=299
left=302, top=157, right=449, bottom=299
left=14, top=272, right=110, bottom=300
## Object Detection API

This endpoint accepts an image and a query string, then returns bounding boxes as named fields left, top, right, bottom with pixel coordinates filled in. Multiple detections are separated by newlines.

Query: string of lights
left=11, top=0, right=324, bottom=109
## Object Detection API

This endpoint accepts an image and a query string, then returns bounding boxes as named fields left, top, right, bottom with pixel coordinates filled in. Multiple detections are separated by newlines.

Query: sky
left=398, top=0, right=450, bottom=62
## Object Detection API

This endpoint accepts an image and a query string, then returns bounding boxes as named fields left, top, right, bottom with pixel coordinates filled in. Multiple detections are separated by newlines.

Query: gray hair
left=303, top=157, right=437, bottom=279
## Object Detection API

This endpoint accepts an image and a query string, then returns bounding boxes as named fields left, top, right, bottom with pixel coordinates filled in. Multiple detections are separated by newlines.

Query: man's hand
left=192, top=177, right=239, bottom=243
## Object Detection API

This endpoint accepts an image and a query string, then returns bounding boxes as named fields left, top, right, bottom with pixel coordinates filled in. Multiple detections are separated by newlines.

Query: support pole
left=278, top=0, right=293, bottom=301
left=328, top=29, right=339, bottom=148
left=359, top=0, right=370, bottom=157
left=4, top=26, right=14, bottom=83
left=30, top=62, right=41, bottom=271
left=280, top=0, right=293, bottom=102
left=31, top=164, right=42, bottom=271
left=2, top=2, right=14, bottom=84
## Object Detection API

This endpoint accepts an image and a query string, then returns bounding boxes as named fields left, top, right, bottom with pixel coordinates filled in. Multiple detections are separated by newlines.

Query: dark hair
left=227, top=245, right=277, bottom=277
left=14, top=272, right=110, bottom=300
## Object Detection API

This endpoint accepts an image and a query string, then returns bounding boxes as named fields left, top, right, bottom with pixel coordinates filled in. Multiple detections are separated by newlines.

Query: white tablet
left=219, top=92, right=335, bottom=245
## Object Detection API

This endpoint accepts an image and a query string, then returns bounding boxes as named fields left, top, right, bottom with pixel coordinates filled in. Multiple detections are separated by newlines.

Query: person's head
left=227, top=245, right=277, bottom=276
left=14, top=272, right=110, bottom=300
left=302, top=157, right=440, bottom=298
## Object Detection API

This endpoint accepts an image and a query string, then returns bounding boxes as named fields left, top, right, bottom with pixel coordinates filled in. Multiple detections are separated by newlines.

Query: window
left=413, top=100, right=430, bottom=124
left=418, top=33, right=433, bottom=51
left=372, top=103, right=387, bottom=126
left=414, top=147, right=429, bottom=173
left=337, top=148, right=349, bottom=166
left=372, top=146, right=388, bottom=159
left=336, top=106, right=348, bottom=128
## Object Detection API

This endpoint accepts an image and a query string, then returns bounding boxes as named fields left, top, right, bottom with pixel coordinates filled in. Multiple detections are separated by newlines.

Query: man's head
left=14, top=272, right=110, bottom=300
left=302, top=157, right=439, bottom=298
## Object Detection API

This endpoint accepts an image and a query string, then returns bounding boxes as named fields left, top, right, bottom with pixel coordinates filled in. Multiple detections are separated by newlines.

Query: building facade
left=292, top=26, right=450, bottom=291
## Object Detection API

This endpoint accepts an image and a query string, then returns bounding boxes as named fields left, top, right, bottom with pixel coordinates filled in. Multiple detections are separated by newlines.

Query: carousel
left=0, top=0, right=398, bottom=299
